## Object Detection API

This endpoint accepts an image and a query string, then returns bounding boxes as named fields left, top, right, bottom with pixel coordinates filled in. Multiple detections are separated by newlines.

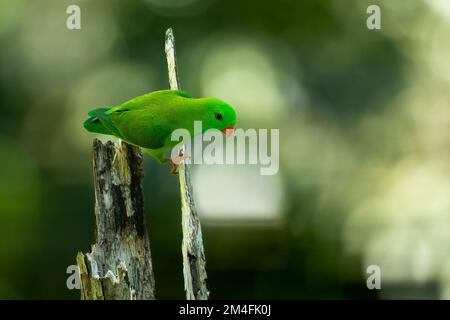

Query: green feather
left=84, top=107, right=123, bottom=138
left=83, top=89, right=236, bottom=163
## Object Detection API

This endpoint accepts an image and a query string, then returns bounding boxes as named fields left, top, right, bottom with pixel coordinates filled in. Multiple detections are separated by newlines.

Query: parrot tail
left=83, top=107, right=122, bottom=138
left=83, top=116, right=111, bottom=135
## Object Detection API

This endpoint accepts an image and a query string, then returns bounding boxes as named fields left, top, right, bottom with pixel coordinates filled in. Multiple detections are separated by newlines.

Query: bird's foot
left=172, top=153, right=190, bottom=165
left=164, top=154, right=190, bottom=174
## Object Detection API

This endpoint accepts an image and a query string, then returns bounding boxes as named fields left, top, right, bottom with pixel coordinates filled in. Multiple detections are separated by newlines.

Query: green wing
left=83, top=107, right=124, bottom=137
left=110, top=90, right=191, bottom=113
left=84, top=90, right=192, bottom=150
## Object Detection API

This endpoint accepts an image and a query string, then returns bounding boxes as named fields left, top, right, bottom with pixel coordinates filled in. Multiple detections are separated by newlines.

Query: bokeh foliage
left=0, top=0, right=449, bottom=299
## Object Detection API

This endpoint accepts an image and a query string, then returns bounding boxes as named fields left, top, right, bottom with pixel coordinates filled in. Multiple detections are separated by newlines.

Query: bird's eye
left=215, top=112, right=223, bottom=120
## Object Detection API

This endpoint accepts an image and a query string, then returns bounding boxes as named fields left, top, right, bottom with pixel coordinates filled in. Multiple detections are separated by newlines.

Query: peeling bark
left=77, top=139, right=155, bottom=300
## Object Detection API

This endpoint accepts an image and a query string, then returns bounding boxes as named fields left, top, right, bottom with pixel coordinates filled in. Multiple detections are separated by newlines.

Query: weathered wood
left=77, top=139, right=155, bottom=300
left=165, top=28, right=209, bottom=300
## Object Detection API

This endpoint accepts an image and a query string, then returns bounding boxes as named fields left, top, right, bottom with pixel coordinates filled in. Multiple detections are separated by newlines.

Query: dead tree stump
left=76, top=139, right=156, bottom=300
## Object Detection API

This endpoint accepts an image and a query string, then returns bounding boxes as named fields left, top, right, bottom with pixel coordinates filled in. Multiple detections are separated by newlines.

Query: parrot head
left=201, top=98, right=237, bottom=136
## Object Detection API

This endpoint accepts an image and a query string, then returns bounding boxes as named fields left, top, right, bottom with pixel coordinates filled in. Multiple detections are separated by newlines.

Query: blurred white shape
left=364, top=229, right=432, bottom=284
left=193, top=165, right=284, bottom=225
left=199, top=36, right=303, bottom=124
left=344, top=158, right=450, bottom=293
left=425, top=0, right=450, bottom=22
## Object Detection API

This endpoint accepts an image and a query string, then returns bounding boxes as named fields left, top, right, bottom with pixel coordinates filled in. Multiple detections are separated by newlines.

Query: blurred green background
left=0, top=0, right=449, bottom=299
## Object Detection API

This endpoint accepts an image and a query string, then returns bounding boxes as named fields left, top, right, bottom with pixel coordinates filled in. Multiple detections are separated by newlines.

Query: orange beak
left=221, top=125, right=235, bottom=136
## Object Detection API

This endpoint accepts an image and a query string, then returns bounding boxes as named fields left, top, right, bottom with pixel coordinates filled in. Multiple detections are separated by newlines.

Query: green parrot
left=83, top=90, right=236, bottom=173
